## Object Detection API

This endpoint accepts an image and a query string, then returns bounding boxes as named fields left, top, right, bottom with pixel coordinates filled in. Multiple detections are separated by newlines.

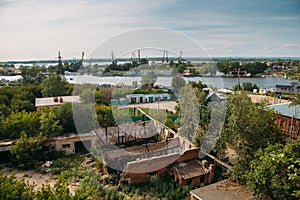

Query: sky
left=0, top=0, right=300, bottom=60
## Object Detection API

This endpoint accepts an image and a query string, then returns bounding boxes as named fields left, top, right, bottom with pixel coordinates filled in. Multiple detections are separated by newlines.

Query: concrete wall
left=176, top=148, right=199, bottom=163
left=47, top=134, right=96, bottom=155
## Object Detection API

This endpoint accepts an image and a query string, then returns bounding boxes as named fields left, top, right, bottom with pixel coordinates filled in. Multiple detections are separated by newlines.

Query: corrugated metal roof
left=269, top=103, right=300, bottom=119
left=190, top=179, right=259, bottom=200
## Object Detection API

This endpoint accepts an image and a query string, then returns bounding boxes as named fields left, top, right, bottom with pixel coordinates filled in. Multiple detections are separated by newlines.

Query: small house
left=275, top=82, right=300, bottom=94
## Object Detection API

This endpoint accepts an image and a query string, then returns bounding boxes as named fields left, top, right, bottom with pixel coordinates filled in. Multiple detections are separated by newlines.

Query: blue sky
left=0, top=0, right=299, bottom=60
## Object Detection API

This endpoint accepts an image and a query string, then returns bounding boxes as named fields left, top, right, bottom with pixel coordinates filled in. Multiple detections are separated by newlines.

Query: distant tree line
left=233, top=82, right=259, bottom=91
left=216, top=61, right=268, bottom=75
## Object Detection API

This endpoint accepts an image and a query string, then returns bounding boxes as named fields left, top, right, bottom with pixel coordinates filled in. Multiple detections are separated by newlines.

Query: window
left=200, top=176, right=205, bottom=183
left=280, top=121, right=285, bottom=129
left=62, top=144, right=71, bottom=148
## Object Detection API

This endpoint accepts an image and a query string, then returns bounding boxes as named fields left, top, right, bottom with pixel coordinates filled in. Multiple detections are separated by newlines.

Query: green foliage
left=0, top=173, right=73, bottom=200
left=20, top=65, right=46, bottom=85
left=233, top=82, right=259, bottom=91
left=216, top=61, right=268, bottom=75
left=35, top=177, right=72, bottom=200
left=75, top=169, right=125, bottom=200
left=164, top=118, right=175, bottom=130
left=0, top=85, right=42, bottom=116
left=41, top=74, right=67, bottom=97
left=96, top=87, right=112, bottom=105
left=1, top=110, right=40, bottom=139
left=221, top=93, right=281, bottom=183
left=11, top=132, right=46, bottom=169
left=141, top=71, right=158, bottom=88
left=0, top=172, right=35, bottom=199
left=73, top=103, right=98, bottom=133
left=291, top=93, right=300, bottom=106
left=121, top=174, right=193, bottom=200
left=54, top=102, right=76, bottom=133
left=178, top=84, right=200, bottom=141
left=40, top=111, right=63, bottom=136
left=51, top=155, right=84, bottom=175
left=133, top=88, right=169, bottom=94
left=96, top=104, right=116, bottom=128
left=171, top=76, right=185, bottom=95
left=198, top=63, right=219, bottom=75
left=246, top=138, right=300, bottom=199
left=105, top=62, right=139, bottom=72
left=10, top=89, right=36, bottom=112
left=169, top=62, right=188, bottom=73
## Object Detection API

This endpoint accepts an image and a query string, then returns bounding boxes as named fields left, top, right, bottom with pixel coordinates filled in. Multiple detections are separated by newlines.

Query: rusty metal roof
left=172, top=159, right=210, bottom=179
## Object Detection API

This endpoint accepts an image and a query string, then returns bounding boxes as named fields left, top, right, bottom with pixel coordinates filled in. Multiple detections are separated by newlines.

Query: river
left=0, top=75, right=295, bottom=89
left=65, top=75, right=294, bottom=89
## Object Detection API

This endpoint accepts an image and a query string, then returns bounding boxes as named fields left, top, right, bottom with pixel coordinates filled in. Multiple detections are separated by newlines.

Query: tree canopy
left=141, top=71, right=158, bottom=88
left=220, top=93, right=281, bottom=182
left=246, top=138, right=300, bottom=199
left=171, top=76, right=185, bottom=96
left=41, top=74, right=67, bottom=97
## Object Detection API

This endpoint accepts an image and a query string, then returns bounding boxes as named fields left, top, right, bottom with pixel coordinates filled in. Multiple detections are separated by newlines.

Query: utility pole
left=138, top=49, right=141, bottom=64
left=237, top=67, right=240, bottom=92
left=110, top=51, right=116, bottom=65
left=81, top=51, right=84, bottom=63
left=178, top=50, right=183, bottom=63
left=166, top=50, right=169, bottom=63
left=57, top=51, right=63, bottom=75
left=131, top=51, right=137, bottom=64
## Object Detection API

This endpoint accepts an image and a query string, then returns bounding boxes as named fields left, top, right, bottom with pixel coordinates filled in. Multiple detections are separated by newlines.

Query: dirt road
left=120, top=101, right=178, bottom=113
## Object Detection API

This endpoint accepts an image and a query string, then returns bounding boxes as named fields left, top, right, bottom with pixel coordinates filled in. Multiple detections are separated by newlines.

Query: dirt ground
left=1, top=167, right=57, bottom=191
left=0, top=167, right=79, bottom=195
left=120, top=100, right=178, bottom=113
left=248, top=94, right=289, bottom=104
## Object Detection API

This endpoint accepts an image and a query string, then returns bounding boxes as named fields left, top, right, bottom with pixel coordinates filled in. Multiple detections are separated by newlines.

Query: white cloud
left=0, top=0, right=300, bottom=60
left=284, top=43, right=298, bottom=48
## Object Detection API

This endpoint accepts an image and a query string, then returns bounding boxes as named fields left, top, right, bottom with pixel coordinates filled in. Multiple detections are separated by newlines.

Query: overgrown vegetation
left=121, top=174, right=195, bottom=200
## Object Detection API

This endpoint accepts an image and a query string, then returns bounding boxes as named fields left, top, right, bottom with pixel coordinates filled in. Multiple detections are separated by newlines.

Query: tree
left=246, top=138, right=300, bottom=199
left=35, top=177, right=72, bottom=200
left=141, top=71, right=158, bottom=88
left=10, top=89, right=35, bottom=112
left=55, top=103, right=76, bottom=133
left=233, top=82, right=259, bottom=92
left=73, top=103, right=98, bottom=134
left=11, top=132, right=46, bottom=169
left=0, top=173, right=35, bottom=199
left=178, top=84, right=200, bottom=141
left=1, top=110, right=40, bottom=139
left=20, top=65, right=46, bottom=85
left=171, top=76, right=185, bottom=97
left=96, top=104, right=116, bottom=129
left=41, top=74, right=67, bottom=97
left=221, top=93, right=281, bottom=183
left=164, top=118, right=175, bottom=131
left=39, top=111, right=63, bottom=137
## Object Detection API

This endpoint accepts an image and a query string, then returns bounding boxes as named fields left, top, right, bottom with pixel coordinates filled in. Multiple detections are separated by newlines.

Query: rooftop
left=190, top=179, right=258, bottom=200
left=35, top=96, right=81, bottom=107
left=269, top=102, right=300, bottom=119
left=172, top=160, right=210, bottom=179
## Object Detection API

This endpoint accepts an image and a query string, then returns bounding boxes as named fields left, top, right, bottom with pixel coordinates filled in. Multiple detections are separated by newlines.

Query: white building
left=275, top=82, right=300, bottom=94
left=35, top=96, right=81, bottom=109
left=126, top=93, right=172, bottom=104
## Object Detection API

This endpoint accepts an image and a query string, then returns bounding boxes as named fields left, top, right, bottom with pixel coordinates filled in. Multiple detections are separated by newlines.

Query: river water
left=65, top=75, right=294, bottom=89
left=0, top=75, right=295, bottom=89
